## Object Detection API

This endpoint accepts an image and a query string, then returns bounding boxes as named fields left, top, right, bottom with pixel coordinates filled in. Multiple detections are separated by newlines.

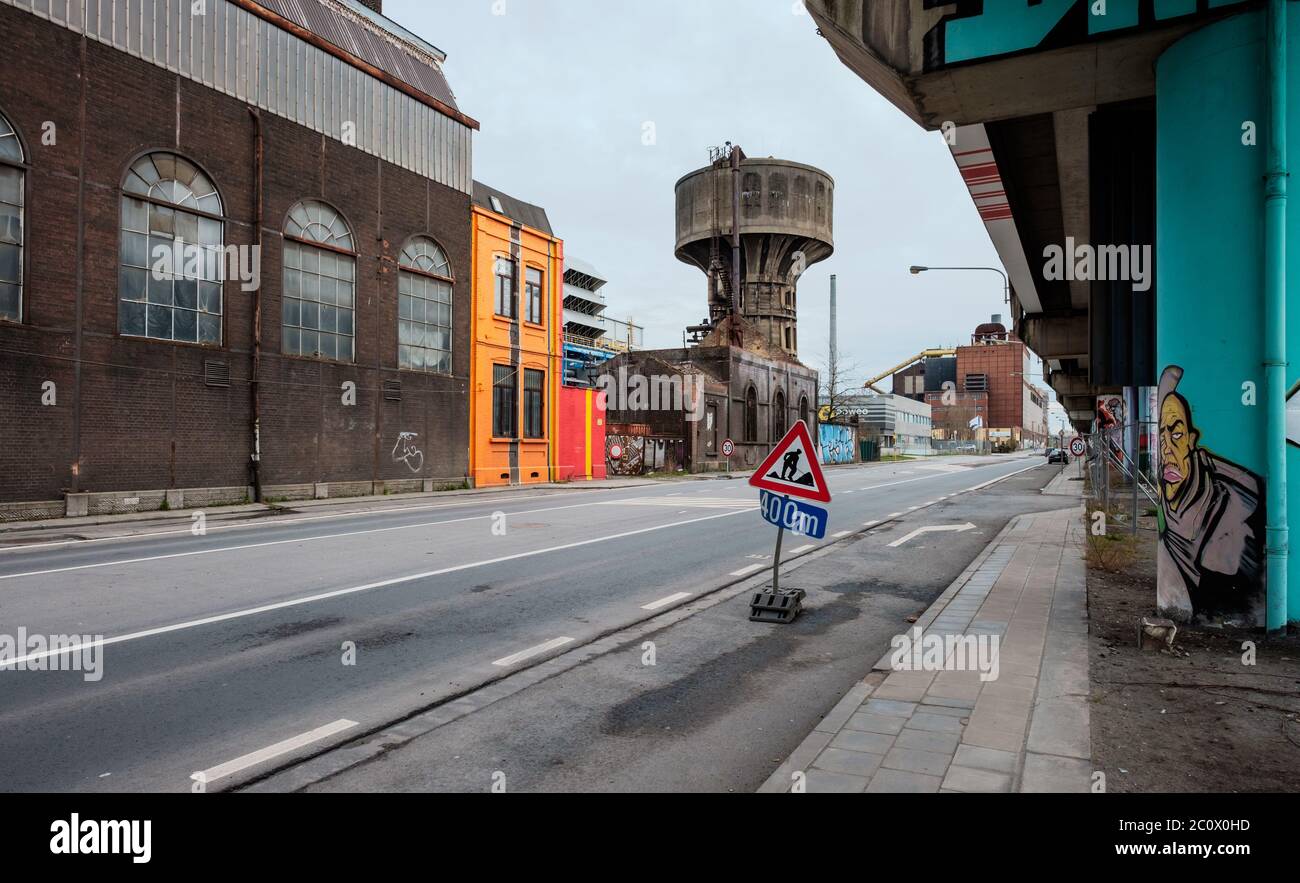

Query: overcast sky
left=390, top=0, right=1063, bottom=427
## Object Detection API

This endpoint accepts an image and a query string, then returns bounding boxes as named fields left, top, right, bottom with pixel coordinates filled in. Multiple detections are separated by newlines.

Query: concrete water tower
left=674, top=147, right=834, bottom=359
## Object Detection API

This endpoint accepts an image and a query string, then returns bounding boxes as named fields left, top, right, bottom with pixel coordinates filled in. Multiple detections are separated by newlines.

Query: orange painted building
left=469, top=183, right=563, bottom=487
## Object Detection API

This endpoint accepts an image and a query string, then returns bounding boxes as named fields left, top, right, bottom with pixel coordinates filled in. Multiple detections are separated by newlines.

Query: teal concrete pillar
left=1155, top=5, right=1299, bottom=627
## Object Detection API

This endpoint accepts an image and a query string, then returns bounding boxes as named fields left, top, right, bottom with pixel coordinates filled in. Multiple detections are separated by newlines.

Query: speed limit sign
left=721, top=438, right=735, bottom=458
left=1069, top=437, right=1086, bottom=458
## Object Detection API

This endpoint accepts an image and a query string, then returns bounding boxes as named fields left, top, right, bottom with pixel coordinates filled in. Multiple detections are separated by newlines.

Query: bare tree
left=814, top=346, right=863, bottom=422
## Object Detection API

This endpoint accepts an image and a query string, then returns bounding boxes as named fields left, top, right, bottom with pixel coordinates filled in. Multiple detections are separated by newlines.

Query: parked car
left=1047, top=448, right=1068, bottom=464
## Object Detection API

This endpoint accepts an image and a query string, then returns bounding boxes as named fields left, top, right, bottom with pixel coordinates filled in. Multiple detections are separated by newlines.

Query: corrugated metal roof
left=472, top=181, right=554, bottom=237
left=255, top=0, right=459, bottom=109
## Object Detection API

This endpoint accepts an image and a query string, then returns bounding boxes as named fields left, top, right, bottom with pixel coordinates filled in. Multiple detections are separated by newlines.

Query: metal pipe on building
left=1264, top=0, right=1289, bottom=635
left=730, top=145, right=743, bottom=346
left=249, top=108, right=265, bottom=504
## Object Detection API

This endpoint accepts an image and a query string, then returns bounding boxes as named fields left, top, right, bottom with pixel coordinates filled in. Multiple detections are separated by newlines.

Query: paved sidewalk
left=760, top=484, right=1090, bottom=793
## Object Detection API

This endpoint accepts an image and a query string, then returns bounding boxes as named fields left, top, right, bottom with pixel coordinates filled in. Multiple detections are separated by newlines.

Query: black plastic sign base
left=749, top=588, right=807, bottom=624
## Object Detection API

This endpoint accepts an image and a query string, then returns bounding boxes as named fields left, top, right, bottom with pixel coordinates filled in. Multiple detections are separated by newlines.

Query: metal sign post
left=771, top=509, right=785, bottom=594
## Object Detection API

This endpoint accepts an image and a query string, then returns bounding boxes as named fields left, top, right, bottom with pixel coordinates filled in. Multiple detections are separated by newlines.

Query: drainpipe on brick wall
left=1265, top=0, right=1290, bottom=634
left=249, top=108, right=265, bottom=504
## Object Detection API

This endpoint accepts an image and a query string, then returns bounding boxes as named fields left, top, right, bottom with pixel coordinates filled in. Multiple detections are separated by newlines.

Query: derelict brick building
left=0, top=0, right=479, bottom=515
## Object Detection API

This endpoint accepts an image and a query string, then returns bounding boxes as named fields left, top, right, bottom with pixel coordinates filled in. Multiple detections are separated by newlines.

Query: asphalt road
left=0, top=453, right=1054, bottom=792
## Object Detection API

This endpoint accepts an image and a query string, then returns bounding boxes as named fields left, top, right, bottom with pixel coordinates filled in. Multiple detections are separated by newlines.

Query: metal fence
left=1080, top=420, right=1159, bottom=532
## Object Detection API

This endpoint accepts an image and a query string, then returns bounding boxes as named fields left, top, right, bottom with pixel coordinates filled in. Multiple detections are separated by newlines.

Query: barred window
left=0, top=112, right=23, bottom=323
left=493, top=364, right=517, bottom=439
left=398, top=236, right=453, bottom=374
left=525, top=266, right=543, bottom=325
left=494, top=256, right=516, bottom=319
left=119, top=152, right=224, bottom=344
left=524, top=369, right=545, bottom=439
left=283, top=200, right=355, bottom=363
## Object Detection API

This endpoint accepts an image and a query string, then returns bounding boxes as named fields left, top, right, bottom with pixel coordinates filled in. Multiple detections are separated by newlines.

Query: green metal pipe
left=1264, top=0, right=1289, bottom=635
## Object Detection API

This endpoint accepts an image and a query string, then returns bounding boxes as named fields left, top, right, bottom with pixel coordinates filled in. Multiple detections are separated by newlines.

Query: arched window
left=0, top=111, right=23, bottom=323
left=398, top=236, right=453, bottom=374
left=283, top=200, right=355, bottom=362
left=744, top=385, right=758, bottom=442
left=119, top=152, right=224, bottom=343
left=772, top=389, right=786, bottom=440
left=799, top=395, right=810, bottom=428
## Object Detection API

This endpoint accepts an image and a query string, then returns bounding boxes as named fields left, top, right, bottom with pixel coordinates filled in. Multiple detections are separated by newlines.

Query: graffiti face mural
left=1155, top=366, right=1265, bottom=624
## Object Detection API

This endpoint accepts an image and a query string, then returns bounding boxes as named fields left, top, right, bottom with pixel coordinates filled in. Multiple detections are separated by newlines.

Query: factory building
left=0, top=0, right=478, bottom=516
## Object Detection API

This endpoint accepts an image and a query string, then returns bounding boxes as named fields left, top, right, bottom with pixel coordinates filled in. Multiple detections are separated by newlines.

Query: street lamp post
left=909, top=265, right=1010, bottom=305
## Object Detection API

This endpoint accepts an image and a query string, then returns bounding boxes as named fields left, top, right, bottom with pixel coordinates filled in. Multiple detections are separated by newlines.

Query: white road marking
left=888, top=523, right=977, bottom=548
left=864, top=520, right=880, bottom=527
left=730, top=563, right=768, bottom=577
left=963, top=462, right=1044, bottom=492
left=788, top=544, right=816, bottom=555
left=0, top=494, right=760, bottom=582
left=192, top=719, right=358, bottom=785
left=888, top=512, right=904, bottom=518
left=0, top=487, right=630, bottom=554
left=832, top=531, right=852, bottom=539
left=598, top=497, right=757, bottom=510
left=492, top=637, right=575, bottom=667
left=908, top=506, right=921, bottom=511
left=641, top=592, right=693, bottom=611
left=0, top=508, right=756, bottom=669
left=0, top=458, right=1027, bottom=555
left=0, top=499, right=604, bottom=581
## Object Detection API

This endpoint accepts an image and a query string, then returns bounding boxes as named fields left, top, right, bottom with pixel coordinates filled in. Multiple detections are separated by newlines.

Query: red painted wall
left=557, top=386, right=607, bottom=481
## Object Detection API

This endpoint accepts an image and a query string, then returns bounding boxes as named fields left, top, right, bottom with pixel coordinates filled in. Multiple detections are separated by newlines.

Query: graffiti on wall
left=606, top=435, right=645, bottom=476
left=606, top=433, right=687, bottom=476
left=1155, top=367, right=1265, bottom=624
left=392, top=432, right=425, bottom=473
left=818, top=424, right=855, bottom=466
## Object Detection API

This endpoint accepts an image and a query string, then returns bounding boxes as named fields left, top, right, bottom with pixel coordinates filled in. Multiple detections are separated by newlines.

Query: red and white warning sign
left=749, top=421, right=832, bottom=504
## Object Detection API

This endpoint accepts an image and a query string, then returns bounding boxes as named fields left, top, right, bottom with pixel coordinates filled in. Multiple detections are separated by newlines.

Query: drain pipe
left=1264, top=0, right=1289, bottom=635
left=249, top=108, right=265, bottom=504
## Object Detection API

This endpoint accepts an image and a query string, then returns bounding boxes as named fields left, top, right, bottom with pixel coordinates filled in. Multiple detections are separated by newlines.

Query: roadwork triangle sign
left=749, top=421, right=832, bottom=504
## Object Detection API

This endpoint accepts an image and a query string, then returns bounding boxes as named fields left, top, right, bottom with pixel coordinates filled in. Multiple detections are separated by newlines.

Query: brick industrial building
left=924, top=318, right=1049, bottom=449
left=0, top=0, right=479, bottom=514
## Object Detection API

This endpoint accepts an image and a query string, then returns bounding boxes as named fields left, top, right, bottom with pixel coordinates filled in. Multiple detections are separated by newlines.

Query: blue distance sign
left=759, top=490, right=828, bottom=540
